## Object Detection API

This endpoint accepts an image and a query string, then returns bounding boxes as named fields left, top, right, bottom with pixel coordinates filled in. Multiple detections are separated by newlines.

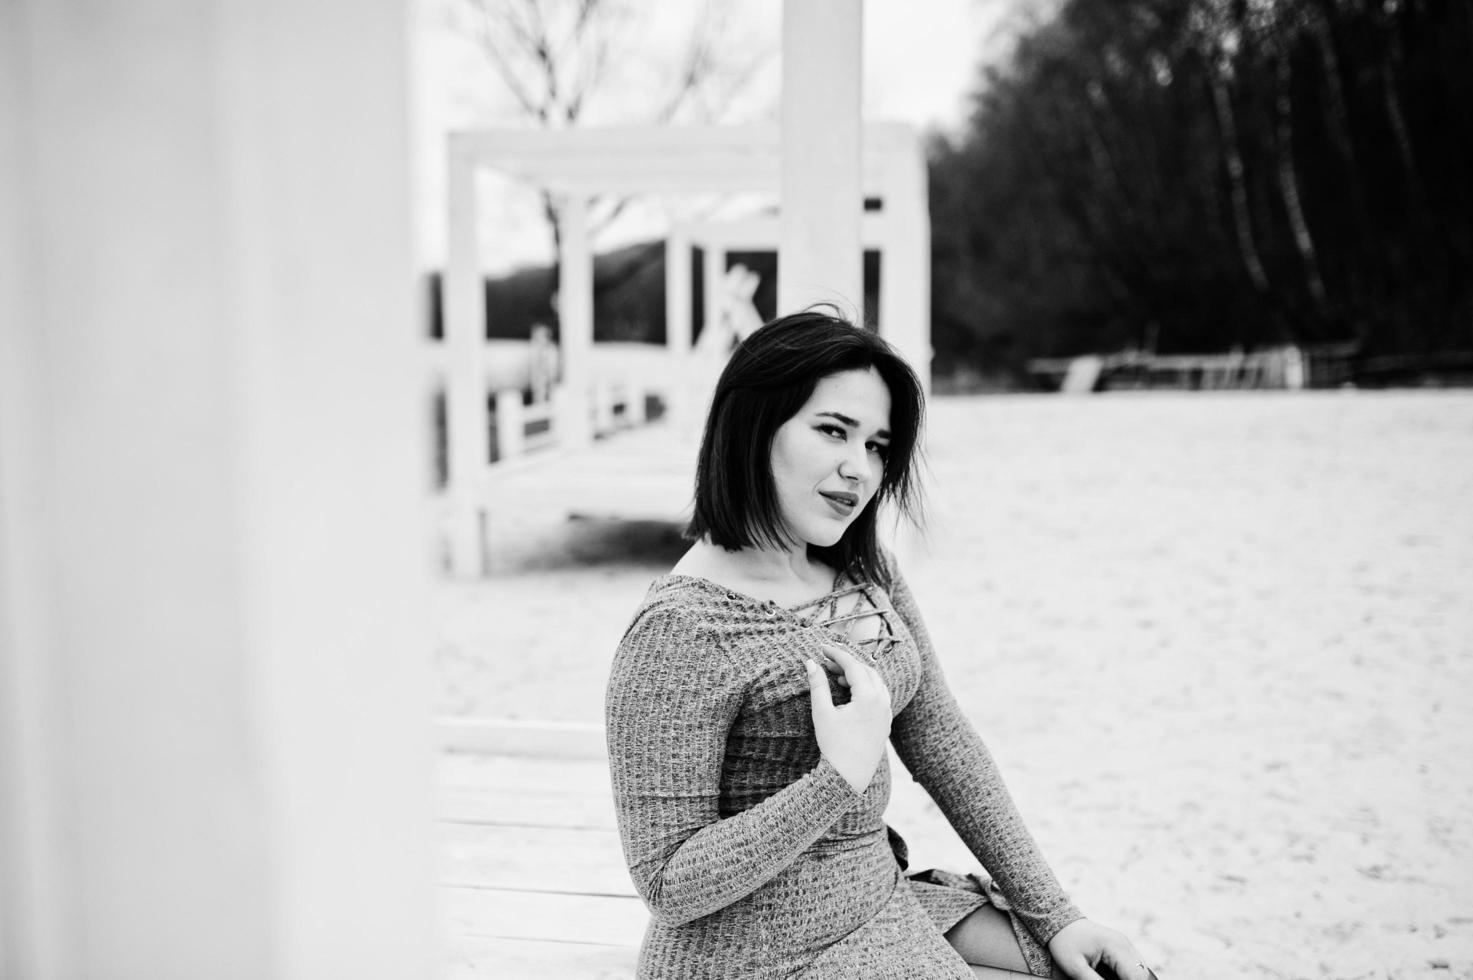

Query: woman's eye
left=868, top=443, right=890, bottom=457
left=818, top=424, right=845, bottom=439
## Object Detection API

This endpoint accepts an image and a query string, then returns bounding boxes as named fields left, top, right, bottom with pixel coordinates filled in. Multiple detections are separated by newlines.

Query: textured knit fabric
left=605, top=550, right=1083, bottom=978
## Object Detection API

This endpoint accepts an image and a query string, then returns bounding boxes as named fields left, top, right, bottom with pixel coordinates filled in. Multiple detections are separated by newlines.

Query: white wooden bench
left=437, top=723, right=640, bottom=979
left=435, top=720, right=1035, bottom=978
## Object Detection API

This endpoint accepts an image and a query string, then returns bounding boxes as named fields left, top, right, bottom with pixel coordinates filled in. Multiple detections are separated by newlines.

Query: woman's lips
left=820, top=490, right=858, bottom=515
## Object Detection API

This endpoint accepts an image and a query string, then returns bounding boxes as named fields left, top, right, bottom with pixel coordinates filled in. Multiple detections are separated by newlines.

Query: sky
left=411, top=0, right=1059, bottom=274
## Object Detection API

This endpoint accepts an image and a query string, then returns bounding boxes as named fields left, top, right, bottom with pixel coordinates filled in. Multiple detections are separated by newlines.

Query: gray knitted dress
left=605, top=551, right=1083, bottom=978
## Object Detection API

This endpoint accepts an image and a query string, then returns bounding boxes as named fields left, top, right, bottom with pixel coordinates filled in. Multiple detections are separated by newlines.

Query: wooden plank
left=438, top=719, right=608, bottom=760
left=442, top=885, right=646, bottom=946
left=437, top=785, right=617, bottom=831
left=437, top=753, right=611, bottom=792
left=438, top=823, right=636, bottom=897
left=447, top=935, right=636, bottom=980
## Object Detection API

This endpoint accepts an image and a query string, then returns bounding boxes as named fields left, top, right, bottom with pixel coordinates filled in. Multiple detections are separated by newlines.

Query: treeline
left=929, top=0, right=1473, bottom=381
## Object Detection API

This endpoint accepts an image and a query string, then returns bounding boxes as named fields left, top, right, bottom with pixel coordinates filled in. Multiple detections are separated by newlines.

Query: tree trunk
left=1275, top=50, right=1328, bottom=318
left=1307, top=3, right=1371, bottom=237
left=1208, top=70, right=1270, bottom=294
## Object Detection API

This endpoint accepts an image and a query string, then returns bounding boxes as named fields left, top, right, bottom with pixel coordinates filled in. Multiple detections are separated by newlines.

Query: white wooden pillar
left=558, top=194, right=594, bottom=448
left=494, top=389, right=525, bottom=460
left=444, top=137, right=486, bottom=575
left=879, top=133, right=932, bottom=396
left=779, top=0, right=863, bottom=316
left=667, top=228, right=694, bottom=357
left=0, top=2, right=436, bottom=977
left=665, top=226, right=696, bottom=430
left=702, top=240, right=724, bottom=344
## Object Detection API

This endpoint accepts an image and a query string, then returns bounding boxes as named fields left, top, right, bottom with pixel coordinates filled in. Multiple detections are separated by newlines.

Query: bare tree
left=444, top=0, right=773, bottom=330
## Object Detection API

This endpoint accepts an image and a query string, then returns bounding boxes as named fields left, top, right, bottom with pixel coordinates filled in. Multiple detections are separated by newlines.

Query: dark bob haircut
left=685, top=308, right=925, bottom=585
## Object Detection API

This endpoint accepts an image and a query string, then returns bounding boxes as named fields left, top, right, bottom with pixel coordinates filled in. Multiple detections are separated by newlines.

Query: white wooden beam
left=780, top=0, right=864, bottom=315
left=449, top=123, right=912, bottom=196
left=684, top=214, right=890, bottom=252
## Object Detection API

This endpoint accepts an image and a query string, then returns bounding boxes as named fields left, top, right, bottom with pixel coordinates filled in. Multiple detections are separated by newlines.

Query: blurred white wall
left=0, top=2, right=435, bottom=978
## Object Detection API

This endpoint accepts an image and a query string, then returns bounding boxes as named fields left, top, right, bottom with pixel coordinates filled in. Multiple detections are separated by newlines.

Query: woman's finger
left=822, top=644, right=873, bottom=693
left=1056, top=954, right=1102, bottom=980
left=803, top=659, right=835, bottom=714
left=1106, top=944, right=1154, bottom=980
left=809, top=651, right=850, bottom=685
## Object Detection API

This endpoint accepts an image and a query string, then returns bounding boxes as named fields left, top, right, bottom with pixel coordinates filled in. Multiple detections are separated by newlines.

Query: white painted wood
left=448, top=125, right=908, bottom=195
left=437, top=752, right=612, bottom=793
left=446, top=138, right=487, bottom=575
left=443, top=887, right=646, bottom=946
left=593, top=377, right=617, bottom=434
left=663, top=226, right=697, bottom=435
left=702, top=243, right=724, bottom=343
left=439, top=824, right=635, bottom=896
left=688, top=214, right=890, bottom=251
left=439, top=789, right=618, bottom=832
left=0, top=1, right=436, bottom=978
left=473, top=423, right=698, bottom=523
left=558, top=194, right=595, bottom=450
left=666, top=228, right=694, bottom=357
left=447, top=935, right=636, bottom=980
left=624, top=385, right=648, bottom=426
left=494, top=389, right=525, bottom=460
left=438, top=718, right=607, bottom=760
left=0, top=8, right=68, bottom=974
left=780, top=0, right=864, bottom=315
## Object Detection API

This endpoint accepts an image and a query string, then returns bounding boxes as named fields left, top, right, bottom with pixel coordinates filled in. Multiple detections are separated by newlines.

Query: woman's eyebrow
left=816, top=411, right=891, bottom=439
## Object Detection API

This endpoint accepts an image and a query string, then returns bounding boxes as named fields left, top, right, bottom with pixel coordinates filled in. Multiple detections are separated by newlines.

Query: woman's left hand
left=1047, top=918, right=1154, bottom=980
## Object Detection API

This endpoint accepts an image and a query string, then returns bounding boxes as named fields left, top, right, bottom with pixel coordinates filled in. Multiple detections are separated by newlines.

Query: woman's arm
left=605, top=602, right=861, bottom=926
left=882, top=555, right=1085, bottom=947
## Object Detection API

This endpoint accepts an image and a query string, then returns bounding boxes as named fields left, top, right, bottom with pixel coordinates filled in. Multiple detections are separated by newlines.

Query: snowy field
left=435, top=391, right=1473, bottom=979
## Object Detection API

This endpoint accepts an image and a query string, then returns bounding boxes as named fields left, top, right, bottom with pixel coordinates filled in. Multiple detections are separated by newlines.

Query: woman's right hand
left=804, top=644, right=892, bottom=794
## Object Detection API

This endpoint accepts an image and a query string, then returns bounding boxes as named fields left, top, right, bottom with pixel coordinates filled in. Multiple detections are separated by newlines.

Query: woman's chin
left=799, top=526, right=847, bottom=549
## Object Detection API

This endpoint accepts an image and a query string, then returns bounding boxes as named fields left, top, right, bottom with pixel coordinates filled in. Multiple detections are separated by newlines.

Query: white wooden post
left=667, top=227, right=694, bottom=358
left=780, top=0, right=864, bottom=315
left=558, top=194, right=594, bottom=449
left=0, top=1, right=435, bottom=977
left=702, top=241, right=724, bottom=344
left=494, top=389, right=525, bottom=461
left=879, top=132, right=932, bottom=396
left=1285, top=346, right=1306, bottom=390
left=665, top=225, right=696, bottom=432
left=593, top=377, right=616, bottom=435
left=445, top=137, right=487, bottom=574
left=625, top=385, right=648, bottom=425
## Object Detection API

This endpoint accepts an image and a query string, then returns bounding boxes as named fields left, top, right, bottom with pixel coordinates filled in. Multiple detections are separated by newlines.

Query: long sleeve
left=882, top=556, right=1085, bottom=946
left=605, top=602, right=861, bottom=926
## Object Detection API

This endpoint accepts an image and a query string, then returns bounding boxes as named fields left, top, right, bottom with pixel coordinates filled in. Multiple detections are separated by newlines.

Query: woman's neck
left=674, top=538, right=833, bottom=592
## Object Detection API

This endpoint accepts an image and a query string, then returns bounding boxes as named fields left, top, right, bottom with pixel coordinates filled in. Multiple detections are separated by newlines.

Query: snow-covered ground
left=436, top=391, right=1473, bottom=978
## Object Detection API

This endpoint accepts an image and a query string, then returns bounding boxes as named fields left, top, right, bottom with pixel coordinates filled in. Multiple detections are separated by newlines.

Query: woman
left=605, top=311, right=1154, bottom=979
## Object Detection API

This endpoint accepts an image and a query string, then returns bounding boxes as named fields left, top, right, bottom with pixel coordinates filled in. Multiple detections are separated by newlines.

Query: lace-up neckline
left=653, top=571, right=900, bottom=658
left=788, top=577, right=898, bottom=658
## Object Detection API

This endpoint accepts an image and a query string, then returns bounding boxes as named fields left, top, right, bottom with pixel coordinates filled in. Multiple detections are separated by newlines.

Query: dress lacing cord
left=789, top=581, right=898, bottom=658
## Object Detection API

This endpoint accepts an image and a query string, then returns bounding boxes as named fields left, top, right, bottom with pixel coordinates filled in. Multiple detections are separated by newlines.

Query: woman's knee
left=943, top=905, right=1032, bottom=975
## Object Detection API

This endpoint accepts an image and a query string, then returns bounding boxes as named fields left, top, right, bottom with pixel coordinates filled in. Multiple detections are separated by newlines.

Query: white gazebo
left=440, top=122, right=931, bottom=576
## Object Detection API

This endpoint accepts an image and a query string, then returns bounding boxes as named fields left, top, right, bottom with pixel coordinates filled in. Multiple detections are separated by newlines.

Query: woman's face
left=769, top=367, right=893, bottom=549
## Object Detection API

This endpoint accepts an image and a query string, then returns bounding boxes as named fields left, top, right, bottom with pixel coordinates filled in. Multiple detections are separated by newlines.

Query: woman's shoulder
left=608, top=578, right=761, bottom=703
left=620, top=577, right=711, bottom=639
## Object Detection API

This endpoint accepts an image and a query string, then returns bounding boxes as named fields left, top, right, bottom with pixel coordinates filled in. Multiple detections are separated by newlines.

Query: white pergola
left=443, top=122, right=930, bottom=575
